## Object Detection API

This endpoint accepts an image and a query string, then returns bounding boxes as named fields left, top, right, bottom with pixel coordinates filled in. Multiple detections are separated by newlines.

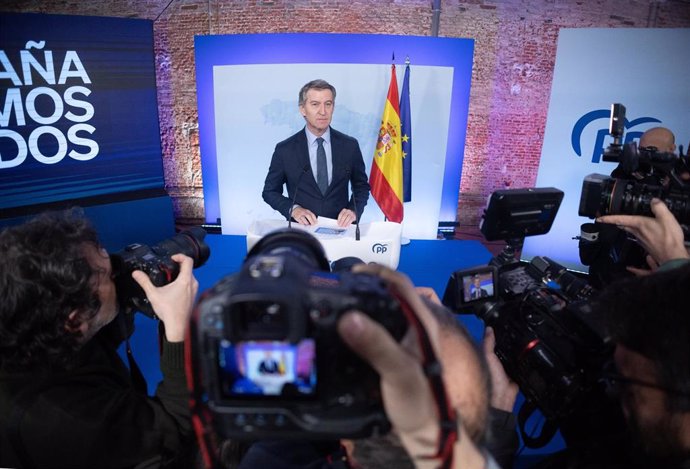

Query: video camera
left=186, top=229, right=408, bottom=441
left=579, top=103, right=690, bottom=224
left=443, top=188, right=616, bottom=447
left=110, top=226, right=210, bottom=316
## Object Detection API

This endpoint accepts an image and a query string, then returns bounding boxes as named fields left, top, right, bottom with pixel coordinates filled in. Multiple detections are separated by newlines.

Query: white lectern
left=247, top=217, right=402, bottom=269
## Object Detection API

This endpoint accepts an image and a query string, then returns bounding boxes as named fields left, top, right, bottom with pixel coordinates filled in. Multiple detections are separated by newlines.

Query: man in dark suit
left=262, top=79, right=370, bottom=228
left=469, top=275, right=489, bottom=300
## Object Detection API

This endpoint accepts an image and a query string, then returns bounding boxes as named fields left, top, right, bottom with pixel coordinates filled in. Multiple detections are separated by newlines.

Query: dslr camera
left=187, top=229, right=408, bottom=440
left=110, top=226, right=210, bottom=316
left=579, top=103, right=690, bottom=225
left=443, top=188, right=616, bottom=447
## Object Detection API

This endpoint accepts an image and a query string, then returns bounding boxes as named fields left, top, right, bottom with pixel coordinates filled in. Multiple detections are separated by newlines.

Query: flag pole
left=400, top=55, right=412, bottom=246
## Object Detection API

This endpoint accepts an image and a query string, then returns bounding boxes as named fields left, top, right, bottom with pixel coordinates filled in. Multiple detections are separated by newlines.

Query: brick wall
left=3, top=0, right=689, bottom=226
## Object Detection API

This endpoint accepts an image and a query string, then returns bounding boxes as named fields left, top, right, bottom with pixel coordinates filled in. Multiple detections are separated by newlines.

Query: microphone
left=288, top=165, right=310, bottom=229
left=346, top=168, right=361, bottom=241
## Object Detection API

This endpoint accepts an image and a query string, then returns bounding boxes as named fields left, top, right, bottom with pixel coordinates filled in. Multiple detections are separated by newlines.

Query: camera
left=187, top=229, right=408, bottom=440
left=443, top=188, right=616, bottom=447
left=577, top=103, right=690, bottom=287
left=444, top=257, right=606, bottom=422
left=110, top=226, right=210, bottom=316
left=579, top=103, right=690, bottom=224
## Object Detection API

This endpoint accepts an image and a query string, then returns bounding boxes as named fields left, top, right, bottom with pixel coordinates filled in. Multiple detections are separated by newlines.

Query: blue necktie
left=316, top=137, right=328, bottom=195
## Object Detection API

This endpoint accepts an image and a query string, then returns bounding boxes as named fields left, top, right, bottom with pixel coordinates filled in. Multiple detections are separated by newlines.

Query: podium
left=247, top=218, right=403, bottom=269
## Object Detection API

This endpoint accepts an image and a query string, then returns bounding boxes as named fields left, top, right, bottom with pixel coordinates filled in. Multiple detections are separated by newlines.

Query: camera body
left=110, top=226, right=210, bottom=316
left=444, top=257, right=607, bottom=421
left=443, top=188, right=616, bottom=446
left=577, top=103, right=690, bottom=286
left=188, top=229, right=408, bottom=440
left=579, top=103, right=690, bottom=224
left=579, top=166, right=690, bottom=225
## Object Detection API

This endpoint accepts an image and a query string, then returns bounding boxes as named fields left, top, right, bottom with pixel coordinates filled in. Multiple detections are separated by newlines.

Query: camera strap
left=114, top=312, right=148, bottom=393
left=394, top=294, right=459, bottom=469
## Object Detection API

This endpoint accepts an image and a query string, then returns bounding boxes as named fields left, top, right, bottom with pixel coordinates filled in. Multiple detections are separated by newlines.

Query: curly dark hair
left=597, top=263, right=690, bottom=412
left=0, top=209, right=102, bottom=372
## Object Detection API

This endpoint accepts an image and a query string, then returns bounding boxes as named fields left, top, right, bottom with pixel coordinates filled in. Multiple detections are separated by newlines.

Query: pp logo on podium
left=372, top=243, right=388, bottom=255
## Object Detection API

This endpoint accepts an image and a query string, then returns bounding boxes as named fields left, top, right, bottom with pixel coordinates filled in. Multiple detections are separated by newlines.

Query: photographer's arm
left=483, top=327, right=520, bottom=469
left=65, top=254, right=200, bottom=466
left=597, top=198, right=689, bottom=271
left=483, top=327, right=519, bottom=412
left=337, top=264, right=487, bottom=469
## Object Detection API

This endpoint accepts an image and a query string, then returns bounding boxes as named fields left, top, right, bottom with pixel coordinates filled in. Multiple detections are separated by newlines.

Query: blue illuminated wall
left=195, top=33, right=474, bottom=233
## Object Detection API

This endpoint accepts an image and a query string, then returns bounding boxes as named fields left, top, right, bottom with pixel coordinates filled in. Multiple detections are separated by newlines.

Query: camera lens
left=154, top=226, right=210, bottom=267
left=247, top=229, right=330, bottom=272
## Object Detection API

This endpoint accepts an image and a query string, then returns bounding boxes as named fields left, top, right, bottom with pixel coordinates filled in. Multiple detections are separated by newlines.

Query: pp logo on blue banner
left=571, top=109, right=661, bottom=164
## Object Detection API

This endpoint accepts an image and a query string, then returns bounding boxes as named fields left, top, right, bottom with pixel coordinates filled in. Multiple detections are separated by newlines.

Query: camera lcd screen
left=460, top=269, right=496, bottom=304
left=217, top=339, right=317, bottom=398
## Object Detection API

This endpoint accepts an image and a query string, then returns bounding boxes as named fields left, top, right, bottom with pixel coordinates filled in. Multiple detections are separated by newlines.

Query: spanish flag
left=370, top=64, right=403, bottom=223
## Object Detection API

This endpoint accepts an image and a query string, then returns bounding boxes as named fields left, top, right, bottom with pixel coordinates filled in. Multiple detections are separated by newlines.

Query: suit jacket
left=262, top=127, right=370, bottom=221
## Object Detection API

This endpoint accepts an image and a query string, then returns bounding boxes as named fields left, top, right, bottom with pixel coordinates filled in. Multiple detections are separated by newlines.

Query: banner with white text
left=0, top=13, right=165, bottom=215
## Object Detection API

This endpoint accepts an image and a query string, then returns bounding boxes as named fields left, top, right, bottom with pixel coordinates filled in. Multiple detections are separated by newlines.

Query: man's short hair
left=0, top=209, right=101, bottom=372
left=298, top=79, right=336, bottom=106
left=597, top=263, right=690, bottom=411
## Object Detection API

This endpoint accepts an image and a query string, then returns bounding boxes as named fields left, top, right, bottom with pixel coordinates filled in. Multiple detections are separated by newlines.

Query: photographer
left=0, top=210, right=199, bottom=468
left=340, top=264, right=497, bottom=469
left=594, top=262, right=690, bottom=468
left=584, top=127, right=684, bottom=287
left=478, top=199, right=690, bottom=468
left=488, top=264, right=690, bottom=468
left=237, top=265, right=499, bottom=469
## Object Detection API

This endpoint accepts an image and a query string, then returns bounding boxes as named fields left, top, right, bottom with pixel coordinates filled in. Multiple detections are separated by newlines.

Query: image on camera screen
left=461, top=271, right=495, bottom=303
left=217, top=339, right=317, bottom=398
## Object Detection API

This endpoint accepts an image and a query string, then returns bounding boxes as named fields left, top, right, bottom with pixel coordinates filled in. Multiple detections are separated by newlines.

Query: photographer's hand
left=626, top=254, right=659, bottom=277
left=597, top=198, right=689, bottom=268
left=337, top=264, right=486, bottom=469
left=132, top=254, right=199, bottom=342
left=483, top=327, right=518, bottom=412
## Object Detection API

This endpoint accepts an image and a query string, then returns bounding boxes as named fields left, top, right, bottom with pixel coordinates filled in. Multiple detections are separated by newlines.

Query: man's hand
left=336, top=208, right=357, bottom=227
left=597, top=198, right=689, bottom=268
left=483, top=327, right=519, bottom=412
left=131, top=254, right=199, bottom=342
left=291, top=206, right=317, bottom=226
left=337, top=264, right=486, bottom=469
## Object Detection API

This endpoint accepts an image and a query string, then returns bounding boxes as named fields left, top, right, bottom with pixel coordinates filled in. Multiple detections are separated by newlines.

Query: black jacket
left=262, top=127, right=370, bottom=221
left=0, top=317, right=194, bottom=469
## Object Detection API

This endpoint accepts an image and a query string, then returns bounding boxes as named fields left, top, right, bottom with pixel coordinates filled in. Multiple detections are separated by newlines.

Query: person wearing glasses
left=594, top=262, right=690, bottom=468
left=481, top=198, right=690, bottom=467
